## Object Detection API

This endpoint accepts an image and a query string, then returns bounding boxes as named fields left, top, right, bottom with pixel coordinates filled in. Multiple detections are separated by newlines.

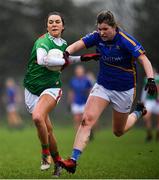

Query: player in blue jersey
left=68, top=65, right=92, bottom=130
left=5, top=78, right=22, bottom=128
left=58, top=10, right=157, bottom=173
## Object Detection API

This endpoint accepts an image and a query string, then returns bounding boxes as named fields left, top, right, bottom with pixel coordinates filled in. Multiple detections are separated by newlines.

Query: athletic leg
left=32, top=94, right=57, bottom=170
left=73, top=96, right=109, bottom=151
left=113, top=102, right=147, bottom=137
left=45, top=115, right=61, bottom=162
left=45, top=115, right=63, bottom=176
left=59, top=96, right=109, bottom=173
left=143, top=111, right=153, bottom=141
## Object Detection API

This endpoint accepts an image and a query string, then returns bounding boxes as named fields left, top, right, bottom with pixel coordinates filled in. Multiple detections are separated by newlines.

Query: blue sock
left=71, top=149, right=82, bottom=161
left=133, top=111, right=142, bottom=119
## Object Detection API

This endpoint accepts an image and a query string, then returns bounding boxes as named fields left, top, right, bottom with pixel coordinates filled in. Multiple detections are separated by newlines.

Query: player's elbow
left=37, top=61, right=43, bottom=66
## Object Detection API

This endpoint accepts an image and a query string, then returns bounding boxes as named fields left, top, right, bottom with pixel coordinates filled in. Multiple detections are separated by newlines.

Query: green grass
left=0, top=124, right=159, bottom=179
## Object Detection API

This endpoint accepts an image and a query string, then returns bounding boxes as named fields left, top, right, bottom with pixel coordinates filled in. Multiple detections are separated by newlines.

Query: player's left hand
left=81, top=53, right=101, bottom=62
left=145, top=78, right=157, bottom=96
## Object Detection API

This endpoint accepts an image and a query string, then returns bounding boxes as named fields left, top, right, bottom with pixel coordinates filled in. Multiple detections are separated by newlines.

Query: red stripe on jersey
left=39, top=34, right=45, bottom=39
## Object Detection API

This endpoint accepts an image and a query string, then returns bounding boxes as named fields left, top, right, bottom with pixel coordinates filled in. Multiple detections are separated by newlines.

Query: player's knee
left=32, top=112, right=43, bottom=126
left=82, top=113, right=95, bottom=127
left=113, top=130, right=124, bottom=137
left=47, top=125, right=53, bottom=135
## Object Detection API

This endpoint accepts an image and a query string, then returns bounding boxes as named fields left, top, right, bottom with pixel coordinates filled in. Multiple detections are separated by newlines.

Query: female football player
left=68, top=65, right=92, bottom=130
left=23, top=12, right=66, bottom=177
left=58, top=10, right=157, bottom=173
left=23, top=11, right=99, bottom=177
left=5, top=78, right=23, bottom=128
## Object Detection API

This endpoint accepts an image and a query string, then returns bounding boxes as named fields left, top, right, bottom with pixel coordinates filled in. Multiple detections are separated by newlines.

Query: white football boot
left=40, top=155, right=52, bottom=170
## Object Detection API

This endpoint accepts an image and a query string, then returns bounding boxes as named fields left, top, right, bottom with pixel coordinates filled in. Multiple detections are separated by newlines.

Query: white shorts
left=145, top=100, right=159, bottom=114
left=90, top=83, right=134, bottom=113
left=71, top=103, right=85, bottom=114
left=24, top=88, right=62, bottom=113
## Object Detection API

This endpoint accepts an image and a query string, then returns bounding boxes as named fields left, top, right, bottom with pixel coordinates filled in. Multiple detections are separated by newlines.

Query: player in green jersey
left=141, top=68, right=159, bottom=142
left=23, top=11, right=100, bottom=177
left=24, top=12, right=67, bottom=177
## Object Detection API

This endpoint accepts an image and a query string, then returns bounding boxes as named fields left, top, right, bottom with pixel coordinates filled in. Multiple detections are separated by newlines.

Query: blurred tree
left=134, top=0, right=159, bottom=68
left=89, top=0, right=136, bottom=33
left=0, top=0, right=40, bottom=79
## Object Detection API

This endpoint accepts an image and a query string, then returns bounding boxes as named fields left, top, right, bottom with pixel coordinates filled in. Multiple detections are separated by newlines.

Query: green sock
left=41, top=144, right=50, bottom=158
left=50, top=151, right=60, bottom=162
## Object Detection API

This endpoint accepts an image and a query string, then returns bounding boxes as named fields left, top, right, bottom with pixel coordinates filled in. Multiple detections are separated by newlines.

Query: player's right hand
left=61, top=51, right=70, bottom=70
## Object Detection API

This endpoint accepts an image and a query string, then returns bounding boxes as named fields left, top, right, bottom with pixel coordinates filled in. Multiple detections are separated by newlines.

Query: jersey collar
left=47, top=32, right=62, bottom=41
left=47, top=32, right=65, bottom=46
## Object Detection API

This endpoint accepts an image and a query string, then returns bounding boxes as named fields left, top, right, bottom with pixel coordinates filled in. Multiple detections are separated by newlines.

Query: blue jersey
left=69, top=76, right=92, bottom=105
left=6, top=87, right=16, bottom=104
left=82, top=28, right=145, bottom=91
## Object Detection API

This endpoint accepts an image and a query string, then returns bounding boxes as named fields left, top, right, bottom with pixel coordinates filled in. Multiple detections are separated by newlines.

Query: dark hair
left=96, top=10, right=117, bottom=27
left=47, top=11, right=65, bottom=26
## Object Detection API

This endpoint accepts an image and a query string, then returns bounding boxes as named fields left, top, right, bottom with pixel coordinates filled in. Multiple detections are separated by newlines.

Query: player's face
left=97, top=22, right=116, bottom=41
left=75, top=66, right=85, bottom=77
left=47, top=15, right=64, bottom=38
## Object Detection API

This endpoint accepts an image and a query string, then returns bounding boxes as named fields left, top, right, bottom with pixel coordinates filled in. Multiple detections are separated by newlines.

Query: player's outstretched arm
left=61, top=52, right=100, bottom=70
left=66, top=52, right=100, bottom=63
left=64, top=39, right=100, bottom=63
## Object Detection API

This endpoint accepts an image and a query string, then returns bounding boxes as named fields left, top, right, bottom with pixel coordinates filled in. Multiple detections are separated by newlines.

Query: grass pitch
left=0, top=124, right=159, bottom=179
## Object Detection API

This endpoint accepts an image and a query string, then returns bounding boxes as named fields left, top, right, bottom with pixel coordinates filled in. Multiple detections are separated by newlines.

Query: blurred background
left=0, top=0, right=159, bottom=127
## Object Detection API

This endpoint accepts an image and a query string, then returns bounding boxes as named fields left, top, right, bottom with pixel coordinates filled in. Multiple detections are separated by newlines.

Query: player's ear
left=62, top=27, right=65, bottom=33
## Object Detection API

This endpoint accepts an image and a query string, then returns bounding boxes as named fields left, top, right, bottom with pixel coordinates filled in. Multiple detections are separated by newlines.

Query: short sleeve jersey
left=82, top=28, right=145, bottom=91
left=23, top=33, right=67, bottom=96
left=69, top=76, right=92, bottom=105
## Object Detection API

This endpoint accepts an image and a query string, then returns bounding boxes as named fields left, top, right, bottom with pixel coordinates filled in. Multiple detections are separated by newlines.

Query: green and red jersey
left=23, top=33, right=67, bottom=96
